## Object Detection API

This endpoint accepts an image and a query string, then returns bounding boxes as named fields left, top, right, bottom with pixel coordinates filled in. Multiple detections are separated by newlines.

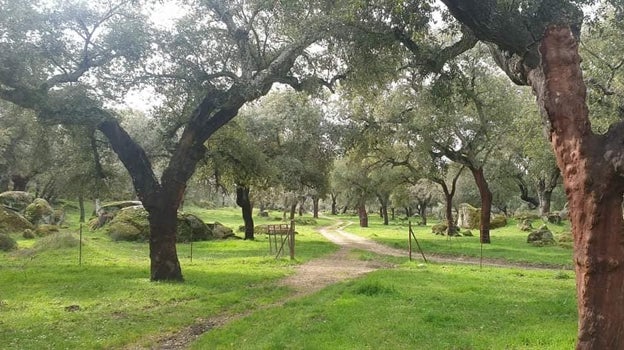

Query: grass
left=340, top=214, right=574, bottom=268
left=0, top=206, right=578, bottom=349
left=193, top=263, right=577, bottom=349
left=0, top=205, right=336, bottom=349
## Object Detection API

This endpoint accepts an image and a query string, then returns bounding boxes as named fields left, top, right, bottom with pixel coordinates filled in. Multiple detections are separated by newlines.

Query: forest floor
left=131, top=220, right=564, bottom=350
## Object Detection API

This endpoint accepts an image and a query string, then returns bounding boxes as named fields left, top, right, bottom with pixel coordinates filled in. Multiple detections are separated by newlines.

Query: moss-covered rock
left=0, top=233, right=17, bottom=251
left=527, top=226, right=555, bottom=246
left=207, top=222, right=236, bottom=239
left=0, top=191, right=34, bottom=211
left=24, top=198, right=55, bottom=226
left=518, top=219, right=534, bottom=232
left=0, top=206, right=34, bottom=234
left=106, top=206, right=150, bottom=241
left=432, top=223, right=447, bottom=235
left=35, top=224, right=60, bottom=237
left=457, top=203, right=480, bottom=229
left=97, top=201, right=143, bottom=216
left=177, top=213, right=210, bottom=242
left=105, top=206, right=213, bottom=242
left=514, top=212, right=540, bottom=221
left=490, top=215, right=508, bottom=229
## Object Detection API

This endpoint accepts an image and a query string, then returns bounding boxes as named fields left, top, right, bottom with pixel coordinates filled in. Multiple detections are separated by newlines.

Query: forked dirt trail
left=277, top=220, right=404, bottom=296
left=139, top=220, right=559, bottom=349
left=141, top=220, right=411, bottom=350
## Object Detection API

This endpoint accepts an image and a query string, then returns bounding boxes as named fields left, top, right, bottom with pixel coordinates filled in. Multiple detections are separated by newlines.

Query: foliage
left=0, top=233, right=17, bottom=251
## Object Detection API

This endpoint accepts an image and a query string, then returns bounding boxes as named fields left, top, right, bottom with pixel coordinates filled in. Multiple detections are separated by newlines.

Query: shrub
left=0, top=233, right=17, bottom=251
left=22, top=229, right=35, bottom=239
left=33, top=232, right=79, bottom=251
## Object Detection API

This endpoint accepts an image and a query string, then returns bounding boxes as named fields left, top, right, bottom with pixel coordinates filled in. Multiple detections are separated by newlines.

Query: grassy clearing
left=340, top=215, right=574, bottom=268
left=194, top=261, right=577, bottom=349
left=0, top=206, right=336, bottom=349
left=0, top=206, right=578, bottom=349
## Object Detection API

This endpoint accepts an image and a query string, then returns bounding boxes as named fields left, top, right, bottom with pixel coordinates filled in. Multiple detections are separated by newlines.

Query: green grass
left=0, top=207, right=578, bottom=349
left=340, top=215, right=574, bottom=268
left=0, top=206, right=336, bottom=349
left=193, top=263, right=577, bottom=349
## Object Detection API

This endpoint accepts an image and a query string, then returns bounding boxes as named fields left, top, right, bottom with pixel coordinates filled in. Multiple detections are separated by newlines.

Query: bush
left=33, top=232, right=79, bottom=251
left=0, top=233, right=17, bottom=251
left=22, top=229, right=35, bottom=239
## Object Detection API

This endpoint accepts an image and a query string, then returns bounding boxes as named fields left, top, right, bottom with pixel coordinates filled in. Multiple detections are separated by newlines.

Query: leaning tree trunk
left=236, top=184, right=254, bottom=240
left=469, top=166, right=492, bottom=243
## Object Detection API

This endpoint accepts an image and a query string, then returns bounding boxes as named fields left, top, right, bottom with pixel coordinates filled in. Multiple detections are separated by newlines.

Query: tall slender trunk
left=289, top=203, right=296, bottom=220
left=377, top=194, right=389, bottom=225
left=236, top=185, right=254, bottom=240
left=417, top=202, right=427, bottom=225
left=358, top=202, right=368, bottom=227
left=470, top=166, right=492, bottom=244
left=298, top=196, right=305, bottom=216
left=330, top=193, right=337, bottom=215
left=312, top=195, right=319, bottom=218
left=532, top=26, right=624, bottom=349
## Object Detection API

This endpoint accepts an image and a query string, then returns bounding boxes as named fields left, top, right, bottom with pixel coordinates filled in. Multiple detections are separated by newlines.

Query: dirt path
left=133, top=219, right=564, bottom=349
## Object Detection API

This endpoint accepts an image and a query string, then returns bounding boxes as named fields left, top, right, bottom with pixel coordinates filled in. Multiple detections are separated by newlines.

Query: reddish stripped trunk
left=533, top=26, right=624, bottom=349
left=470, top=167, right=492, bottom=244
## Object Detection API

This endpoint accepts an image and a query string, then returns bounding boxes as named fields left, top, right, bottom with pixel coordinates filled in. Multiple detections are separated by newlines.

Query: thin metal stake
left=79, top=223, right=83, bottom=266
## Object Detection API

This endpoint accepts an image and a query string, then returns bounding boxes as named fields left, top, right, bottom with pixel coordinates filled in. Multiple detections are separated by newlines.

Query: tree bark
left=358, top=202, right=368, bottom=227
left=470, top=167, right=491, bottom=244
left=298, top=196, right=305, bottom=216
left=11, top=174, right=30, bottom=191
left=538, top=166, right=560, bottom=216
left=330, top=193, right=337, bottom=215
left=377, top=194, right=389, bottom=225
left=148, top=204, right=183, bottom=281
left=417, top=202, right=427, bottom=225
left=312, top=195, right=320, bottom=218
left=530, top=26, right=624, bottom=349
left=289, top=202, right=297, bottom=220
left=236, top=184, right=254, bottom=240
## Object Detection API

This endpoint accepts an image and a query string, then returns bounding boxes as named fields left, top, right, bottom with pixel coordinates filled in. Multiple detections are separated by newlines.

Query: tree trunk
left=289, top=203, right=297, bottom=220
left=538, top=189, right=553, bottom=216
left=331, top=193, right=337, bottom=215
left=147, top=204, right=183, bottom=281
left=405, top=207, right=411, bottom=217
left=11, top=174, right=30, bottom=191
left=470, top=166, right=491, bottom=244
left=391, top=207, right=395, bottom=220
left=236, top=184, right=254, bottom=240
left=358, top=203, right=368, bottom=227
left=298, top=196, right=305, bottom=216
left=341, top=205, right=348, bottom=214
left=312, top=195, right=320, bottom=218
left=417, top=203, right=427, bottom=225
left=530, top=27, right=624, bottom=349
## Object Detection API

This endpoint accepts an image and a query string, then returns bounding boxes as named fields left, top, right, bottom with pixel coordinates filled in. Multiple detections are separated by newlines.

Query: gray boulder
left=0, top=191, right=34, bottom=211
